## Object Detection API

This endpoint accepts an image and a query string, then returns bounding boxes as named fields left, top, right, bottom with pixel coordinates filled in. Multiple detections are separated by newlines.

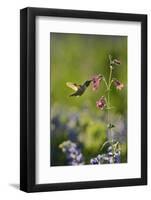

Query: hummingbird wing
left=66, top=82, right=81, bottom=91
left=69, top=85, right=85, bottom=97
left=69, top=91, right=80, bottom=97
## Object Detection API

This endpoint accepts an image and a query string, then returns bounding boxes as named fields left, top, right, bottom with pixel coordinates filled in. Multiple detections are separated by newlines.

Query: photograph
left=50, top=32, right=127, bottom=166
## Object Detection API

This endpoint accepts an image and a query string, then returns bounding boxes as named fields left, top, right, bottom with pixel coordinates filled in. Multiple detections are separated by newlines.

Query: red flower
left=114, top=80, right=124, bottom=90
left=96, top=96, right=106, bottom=110
left=91, top=74, right=102, bottom=91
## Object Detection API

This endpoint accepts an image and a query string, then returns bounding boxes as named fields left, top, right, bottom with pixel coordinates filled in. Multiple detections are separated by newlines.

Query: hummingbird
left=66, top=80, right=92, bottom=97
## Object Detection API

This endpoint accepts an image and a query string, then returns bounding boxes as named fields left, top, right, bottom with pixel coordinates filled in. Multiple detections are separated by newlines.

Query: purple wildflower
left=114, top=152, right=121, bottom=163
left=91, top=74, right=102, bottom=91
left=114, top=80, right=124, bottom=90
left=96, top=96, right=106, bottom=110
left=59, top=140, right=84, bottom=165
left=90, top=157, right=99, bottom=164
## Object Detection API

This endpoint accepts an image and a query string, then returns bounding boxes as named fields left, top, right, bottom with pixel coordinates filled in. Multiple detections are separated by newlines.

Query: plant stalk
left=107, top=66, right=113, bottom=142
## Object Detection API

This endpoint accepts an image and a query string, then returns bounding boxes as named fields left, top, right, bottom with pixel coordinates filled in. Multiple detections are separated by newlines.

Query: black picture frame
left=20, top=7, right=147, bottom=192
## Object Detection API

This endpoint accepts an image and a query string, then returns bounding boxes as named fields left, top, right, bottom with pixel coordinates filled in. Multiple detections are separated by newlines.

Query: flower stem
left=107, top=66, right=113, bottom=140
left=108, top=66, right=113, bottom=90
left=107, top=66, right=112, bottom=109
left=103, top=77, right=108, bottom=90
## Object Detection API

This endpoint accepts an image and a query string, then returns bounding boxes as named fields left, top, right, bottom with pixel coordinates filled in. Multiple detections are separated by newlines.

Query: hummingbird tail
left=69, top=93, right=80, bottom=97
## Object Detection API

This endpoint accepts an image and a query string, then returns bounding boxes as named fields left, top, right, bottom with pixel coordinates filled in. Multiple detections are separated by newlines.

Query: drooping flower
left=112, top=59, right=121, bottom=65
left=114, top=80, right=124, bottom=90
left=109, top=55, right=121, bottom=65
left=91, top=74, right=103, bottom=91
left=96, top=96, right=106, bottom=110
left=109, top=55, right=121, bottom=66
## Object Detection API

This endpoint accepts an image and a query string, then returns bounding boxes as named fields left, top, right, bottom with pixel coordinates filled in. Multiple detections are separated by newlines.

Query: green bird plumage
left=66, top=80, right=91, bottom=97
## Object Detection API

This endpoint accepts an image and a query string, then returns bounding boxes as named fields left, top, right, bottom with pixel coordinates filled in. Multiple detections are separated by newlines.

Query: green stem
left=102, top=77, right=108, bottom=90
left=107, top=66, right=113, bottom=141
left=102, top=65, right=113, bottom=141
left=107, top=66, right=112, bottom=111
left=108, top=66, right=113, bottom=90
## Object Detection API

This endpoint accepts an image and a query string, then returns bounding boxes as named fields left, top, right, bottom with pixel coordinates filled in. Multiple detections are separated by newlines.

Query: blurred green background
left=50, top=32, right=127, bottom=166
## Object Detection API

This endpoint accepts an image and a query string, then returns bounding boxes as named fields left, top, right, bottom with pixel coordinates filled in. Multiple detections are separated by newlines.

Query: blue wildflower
left=114, top=152, right=121, bottom=163
left=90, top=157, right=99, bottom=164
left=59, top=140, right=84, bottom=165
left=90, top=142, right=121, bottom=164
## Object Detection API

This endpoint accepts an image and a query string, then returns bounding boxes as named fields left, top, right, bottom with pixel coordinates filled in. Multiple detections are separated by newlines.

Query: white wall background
left=0, top=0, right=150, bottom=199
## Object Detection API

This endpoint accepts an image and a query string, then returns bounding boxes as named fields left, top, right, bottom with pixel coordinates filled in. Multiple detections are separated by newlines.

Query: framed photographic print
left=20, top=7, right=147, bottom=192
